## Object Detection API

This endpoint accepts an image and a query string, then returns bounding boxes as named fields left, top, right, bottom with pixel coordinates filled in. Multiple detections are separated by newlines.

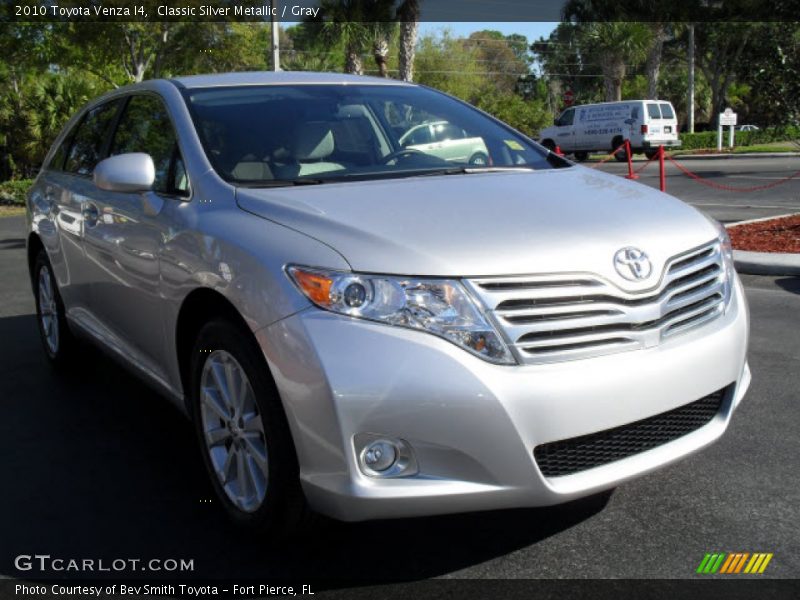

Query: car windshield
left=182, top=84, right=563, bottom=186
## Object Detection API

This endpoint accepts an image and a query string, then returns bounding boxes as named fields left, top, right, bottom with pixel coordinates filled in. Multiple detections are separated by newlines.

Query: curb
left=734, top=250, right=800, bottom=276
left=669, top=152, right=800, bottom=160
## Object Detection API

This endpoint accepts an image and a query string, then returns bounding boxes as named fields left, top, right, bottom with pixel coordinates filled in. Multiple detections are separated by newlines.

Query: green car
left=399, top=120, right=490, bottom=165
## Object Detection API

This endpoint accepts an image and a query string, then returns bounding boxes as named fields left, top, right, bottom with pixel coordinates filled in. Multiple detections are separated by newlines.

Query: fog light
left=355, top=434, right=418, bottom=478
left=362, top=440, right=397, bottom=472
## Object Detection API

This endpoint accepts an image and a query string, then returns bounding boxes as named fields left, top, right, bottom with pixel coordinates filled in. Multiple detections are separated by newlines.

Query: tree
left=317, top=1, right=394, bottom=75
left=693, top=22, right=753, bottom=125
left=464, top=30, right=531, bottom=96
left=397, top=0, right=420, bottom=81
left=578, top=22, right=651, bottom=102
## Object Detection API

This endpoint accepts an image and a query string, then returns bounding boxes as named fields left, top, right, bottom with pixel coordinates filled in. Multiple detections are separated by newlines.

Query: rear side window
left=631, top=106, right=640, bottom=120
left=659, top=103, right=675, bottom=119
left=64, top=100, right=122, bottom=176
left=647, top=103, right=662, bottom=119
left=110, top=95, right=188, bottom=196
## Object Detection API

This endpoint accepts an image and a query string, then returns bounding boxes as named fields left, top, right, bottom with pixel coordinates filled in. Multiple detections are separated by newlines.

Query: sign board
left=719, top=108, right=738, bottom=126
left=563, top=89, right=574, bottom=106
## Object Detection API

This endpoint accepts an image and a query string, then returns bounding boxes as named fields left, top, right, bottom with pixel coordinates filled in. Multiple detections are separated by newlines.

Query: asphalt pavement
left=1, top=155, right=799, bottom=586
left=589, top=155, right=800, bottom=224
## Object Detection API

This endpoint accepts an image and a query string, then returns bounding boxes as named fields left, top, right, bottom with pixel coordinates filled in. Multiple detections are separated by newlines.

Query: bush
left=0, top=179, right=33, bottom=205
left=679, top=126, right=800, bottom=150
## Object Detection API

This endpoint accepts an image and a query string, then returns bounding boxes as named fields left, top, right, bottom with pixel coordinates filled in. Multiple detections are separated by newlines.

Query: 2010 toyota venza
left=25, top=72, right=750, bottom=532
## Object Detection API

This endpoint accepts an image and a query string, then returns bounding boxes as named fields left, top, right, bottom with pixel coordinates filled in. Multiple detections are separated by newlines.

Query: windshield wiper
left=414, top=166, right=537, bottom=177
left=236, top=178, right=326, bottom=188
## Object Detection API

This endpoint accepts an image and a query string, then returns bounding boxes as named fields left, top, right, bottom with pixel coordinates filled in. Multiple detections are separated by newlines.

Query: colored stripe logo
left=696, top=552, right=773, bottom=574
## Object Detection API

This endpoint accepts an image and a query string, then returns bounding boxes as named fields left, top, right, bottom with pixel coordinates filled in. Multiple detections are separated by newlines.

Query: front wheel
left=33, top=250, right=76, bottom=367
left=573, top=151, right=589, bottom=162
left=468, top=152, right=489, bottom=166
left=190, top=319, right=310, bottom=534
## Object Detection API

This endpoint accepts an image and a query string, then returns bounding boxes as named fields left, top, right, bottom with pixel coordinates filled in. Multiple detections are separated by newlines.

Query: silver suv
left=26, top=72, right=750, bottom=533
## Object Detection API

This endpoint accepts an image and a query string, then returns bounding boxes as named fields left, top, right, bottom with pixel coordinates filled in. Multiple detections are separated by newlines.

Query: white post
left=729, top=125, right=734, bottom=148
left=687, top=24, right=695, bottom=133
left=717, top=123, right=723, bottom=152
left=270, top=0, right=280, bottom=71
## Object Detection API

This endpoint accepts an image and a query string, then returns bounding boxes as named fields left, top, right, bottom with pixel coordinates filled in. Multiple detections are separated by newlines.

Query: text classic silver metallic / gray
left=26, top=72, right=750, bottom=533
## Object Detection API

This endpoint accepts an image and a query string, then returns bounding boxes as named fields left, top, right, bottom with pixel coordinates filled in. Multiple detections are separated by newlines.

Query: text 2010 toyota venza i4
left=26, top=72, right=750, bottom=532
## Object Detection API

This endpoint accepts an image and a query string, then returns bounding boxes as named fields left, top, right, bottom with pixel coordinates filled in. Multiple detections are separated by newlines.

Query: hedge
left=679, top=126, right=800, bottom=150
left=0, top=179, right=33, bottom=206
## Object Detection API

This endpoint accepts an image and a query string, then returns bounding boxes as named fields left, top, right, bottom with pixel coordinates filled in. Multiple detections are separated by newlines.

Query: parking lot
left=1, top=155, right=799, bottom=584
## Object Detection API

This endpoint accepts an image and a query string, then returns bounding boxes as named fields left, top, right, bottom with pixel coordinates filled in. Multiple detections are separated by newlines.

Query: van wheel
left=190, top=319, right=312, bottom=535
left=33, top=250, right=76, bottom=367
left=574, top=151, right=589, bottom=162
left=644, top=149, right=658, bottom=160
left=541, top=139, right=555, bottom=152
left=613, top=137, right=628, bottom=162
left=468, top=152, right=489, bottom=166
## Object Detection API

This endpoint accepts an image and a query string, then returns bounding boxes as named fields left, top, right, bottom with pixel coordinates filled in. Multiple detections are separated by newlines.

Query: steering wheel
left=380, top=148, right=427, bottom=164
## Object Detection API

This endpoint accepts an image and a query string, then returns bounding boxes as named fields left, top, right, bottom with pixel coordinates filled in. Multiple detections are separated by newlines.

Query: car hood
left=235, top=167, right=718, bottom=288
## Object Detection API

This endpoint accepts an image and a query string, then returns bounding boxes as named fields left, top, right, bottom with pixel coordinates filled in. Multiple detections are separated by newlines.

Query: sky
left=419, top=22, right=558, bottom=43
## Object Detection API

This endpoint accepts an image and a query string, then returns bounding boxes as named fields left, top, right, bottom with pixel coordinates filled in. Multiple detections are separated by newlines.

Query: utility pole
left=270, top=0, right=280, bottom=71
left=687, top=24, right=695, bottom=133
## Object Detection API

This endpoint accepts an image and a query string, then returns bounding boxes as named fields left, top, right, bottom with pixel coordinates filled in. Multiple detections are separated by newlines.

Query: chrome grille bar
left=466, top=241, right=726, bottom=364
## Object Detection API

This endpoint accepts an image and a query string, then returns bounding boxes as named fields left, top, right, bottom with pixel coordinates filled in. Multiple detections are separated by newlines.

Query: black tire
left=644, top=149, right=658, bottom=160
left=541, top=139, right=555, bottom=152
left=612, top=137, right=627, bottom=162
left=468, top=152, right=489, bottom=166
left=33, top=250, right=77, bottom=368
left=189, top=319, right=311, bottom=535
left=573, top=151, right=589, bottom=162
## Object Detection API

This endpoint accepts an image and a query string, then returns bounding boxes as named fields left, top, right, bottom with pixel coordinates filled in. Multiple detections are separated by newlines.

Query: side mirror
left=94, top=153, right=155, bottom=193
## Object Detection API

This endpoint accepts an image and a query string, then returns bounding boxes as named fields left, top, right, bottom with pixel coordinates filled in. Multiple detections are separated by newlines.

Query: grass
left=0, top=206, right=26, bottom=217
left=586, top=140, right=798, bottom=161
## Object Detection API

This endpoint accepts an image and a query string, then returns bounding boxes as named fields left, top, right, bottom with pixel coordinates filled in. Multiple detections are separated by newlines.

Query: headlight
left=711, top=219, right=735, bottom=309
left=287, top=266, right=515, bottom=365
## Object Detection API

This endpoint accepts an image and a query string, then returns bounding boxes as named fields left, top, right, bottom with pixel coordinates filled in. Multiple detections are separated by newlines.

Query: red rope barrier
left=591, top=141, right=628, bottom=169
left=666, top=155, right=800, bottom=193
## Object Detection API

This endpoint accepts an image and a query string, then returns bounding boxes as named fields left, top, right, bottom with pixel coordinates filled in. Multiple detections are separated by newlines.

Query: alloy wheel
left=38, top=265, right=59, bottom=355
left=199, top=350, right=269, bottom=513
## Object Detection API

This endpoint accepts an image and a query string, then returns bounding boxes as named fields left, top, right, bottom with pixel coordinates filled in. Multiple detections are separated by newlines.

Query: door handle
left=82, top=202, right=99, bottom=226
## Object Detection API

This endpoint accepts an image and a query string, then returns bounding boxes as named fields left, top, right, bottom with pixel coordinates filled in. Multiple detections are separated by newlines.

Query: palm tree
left=319, top=1, right=394, bottom=75
left=580, top=22, right=651, bottom=101
left=397, top=0, right=420, bottom=81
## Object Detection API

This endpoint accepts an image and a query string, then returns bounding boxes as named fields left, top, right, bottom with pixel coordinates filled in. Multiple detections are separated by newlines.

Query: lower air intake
left=534, top=387, right=729, bottom=478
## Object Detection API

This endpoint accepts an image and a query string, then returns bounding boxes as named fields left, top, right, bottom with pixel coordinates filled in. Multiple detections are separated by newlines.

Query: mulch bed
left=728, top=214, right=800, bottom=253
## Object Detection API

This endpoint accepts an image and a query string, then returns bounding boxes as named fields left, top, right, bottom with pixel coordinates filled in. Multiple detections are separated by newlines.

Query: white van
left=539, top=100, right=681, bottom=161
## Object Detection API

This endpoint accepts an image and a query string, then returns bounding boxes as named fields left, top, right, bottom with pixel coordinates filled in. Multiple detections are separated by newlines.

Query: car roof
left=170, top=71, right=413, bottom=89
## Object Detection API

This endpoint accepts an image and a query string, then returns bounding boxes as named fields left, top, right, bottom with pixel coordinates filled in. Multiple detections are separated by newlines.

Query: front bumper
left=256, top=277, right=749, bottom=522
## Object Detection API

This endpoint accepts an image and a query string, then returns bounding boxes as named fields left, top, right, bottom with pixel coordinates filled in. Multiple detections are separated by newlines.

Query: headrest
left=292, top=122, right=335, bottom=160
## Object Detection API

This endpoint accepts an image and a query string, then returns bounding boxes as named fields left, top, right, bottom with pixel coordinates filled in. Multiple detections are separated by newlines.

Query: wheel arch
left=27, top=232, right=44, bottom=282
left=174, top=287, right=263, bottom=416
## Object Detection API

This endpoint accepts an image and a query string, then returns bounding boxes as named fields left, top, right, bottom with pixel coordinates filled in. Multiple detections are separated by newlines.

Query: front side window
left=558, top=109, right=575, bottom=126
left=183, top=84, right=562, bottom=186
left=64, top=100, right=122, bottom=176
left=110, top=95, right=188, bottom=195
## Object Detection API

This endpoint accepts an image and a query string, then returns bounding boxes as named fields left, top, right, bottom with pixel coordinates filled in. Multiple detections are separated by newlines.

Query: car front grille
left=533, top=387, right=728, bottom=478
left=466, top=241, right=726, bottom=364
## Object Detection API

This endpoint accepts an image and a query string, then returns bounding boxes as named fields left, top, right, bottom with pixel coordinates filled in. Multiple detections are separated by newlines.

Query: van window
left=647, top=103, right=662, bottom=119
left=631, top=106, right=640, bottom=120
left=559, top=108, right=575, bottom=126
left=659, top=103, right=675, bottom=119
